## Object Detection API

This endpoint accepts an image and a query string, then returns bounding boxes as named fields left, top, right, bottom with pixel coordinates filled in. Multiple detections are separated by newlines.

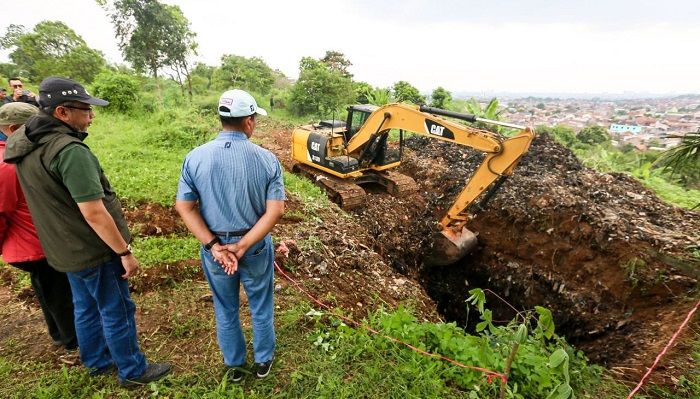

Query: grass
left=88, top=111, right=198, bottom=205
left=0, top=289, right=635, bottom=398
left=132, top=235, right=200, bottom=267
left=573, top=145, right=700, bottom=209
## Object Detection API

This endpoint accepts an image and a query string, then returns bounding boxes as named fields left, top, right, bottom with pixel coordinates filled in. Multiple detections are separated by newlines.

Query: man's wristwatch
left=204, top=236, right=221, bottom=250
left=117, top=244, right=132, bottom=257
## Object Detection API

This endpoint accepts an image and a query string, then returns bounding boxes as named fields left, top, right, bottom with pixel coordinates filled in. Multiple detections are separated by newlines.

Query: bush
left=577, top=125, right=610, bottom=146
left=90, top=70, right=140, bottom=113
left=144, top=107, right=219, bottom=149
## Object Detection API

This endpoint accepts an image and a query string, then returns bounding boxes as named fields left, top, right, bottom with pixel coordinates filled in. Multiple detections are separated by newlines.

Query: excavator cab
left=346, top=104, right=404, bottom=167
left=344, top=104, right=376, bottom=141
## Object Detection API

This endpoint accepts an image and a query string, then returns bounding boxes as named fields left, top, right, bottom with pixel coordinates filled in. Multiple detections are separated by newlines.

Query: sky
left=1, top=0, right=699, bottom=96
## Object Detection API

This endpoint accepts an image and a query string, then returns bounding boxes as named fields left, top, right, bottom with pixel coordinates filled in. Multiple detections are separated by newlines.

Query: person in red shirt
left=0, top=102, right=77, bottom=350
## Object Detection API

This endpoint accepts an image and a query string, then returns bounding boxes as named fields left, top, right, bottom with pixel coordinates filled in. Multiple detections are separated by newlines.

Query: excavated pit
left=350, top=133, right=700, bottom=382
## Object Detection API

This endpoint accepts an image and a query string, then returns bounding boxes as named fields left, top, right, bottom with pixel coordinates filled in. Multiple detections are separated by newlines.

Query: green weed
left=573, top=145, right=700, bottom=209
left=621, top=257, right=647, bottom=287
left=284, top=171, right=330, bottom=205
left=132, top=235, right=199, bottom=267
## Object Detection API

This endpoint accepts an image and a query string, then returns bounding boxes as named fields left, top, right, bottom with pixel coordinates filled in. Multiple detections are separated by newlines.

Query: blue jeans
left=201, top=234, right=276, bottom=367
left=66, top=256, right=147, bottom=381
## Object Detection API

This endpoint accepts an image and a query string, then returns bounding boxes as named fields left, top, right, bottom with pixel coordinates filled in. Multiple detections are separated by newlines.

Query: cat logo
left=311, top=142, right=321, bottom=152
left=424, top=120, right=455, bottom=139
left=430, top=125, right=445, bottom=136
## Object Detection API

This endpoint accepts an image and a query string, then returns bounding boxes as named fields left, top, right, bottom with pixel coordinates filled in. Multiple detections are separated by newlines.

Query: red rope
left=273, top=261, right=508, bottom=385
left=626, top=299, right=700, bottom=398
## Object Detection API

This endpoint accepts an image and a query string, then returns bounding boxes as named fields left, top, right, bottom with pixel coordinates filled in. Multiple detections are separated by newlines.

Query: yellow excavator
left=291, top=103, right=535, bottom=265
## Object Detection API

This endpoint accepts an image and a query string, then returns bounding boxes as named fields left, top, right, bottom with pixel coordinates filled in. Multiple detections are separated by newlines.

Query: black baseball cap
left=39, top=77, right=108, bottom=109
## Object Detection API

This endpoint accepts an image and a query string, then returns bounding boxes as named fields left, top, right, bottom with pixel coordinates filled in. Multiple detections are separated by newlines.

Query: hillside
left=0, top=117, right=697, bottom=398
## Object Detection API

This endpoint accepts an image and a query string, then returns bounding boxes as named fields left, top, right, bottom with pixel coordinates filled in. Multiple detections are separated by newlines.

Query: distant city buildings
left=495, top=95, right=699, bottom=150
left=610, top=124, right=642, bottom=134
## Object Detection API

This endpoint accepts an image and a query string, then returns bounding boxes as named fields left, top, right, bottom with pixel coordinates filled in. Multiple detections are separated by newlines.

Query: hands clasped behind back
left=210, top=238, right=268, bottom=276
left=211, top=243, right=238, bottom=275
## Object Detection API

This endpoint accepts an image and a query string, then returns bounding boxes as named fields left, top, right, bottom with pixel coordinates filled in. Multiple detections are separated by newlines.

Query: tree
left=288, top=56, right=354, bottom=117
left=189, top=62, right=216, bottom=93
left=354, top=81, right=373, bottom=104
left=214, top=55, right=274, bottom=94
left=0, top=21, right=106, bottom=82
left=90, top=70, right=140, bottom=113
left=392, top=81, right=425, bottom=104
left=536, top=125, right=577, bottom=147
left=430, top=86, right=451, bottom=108
left=320, top=50, right=353, bottom=78
left=166, top=7, right=198, bottom=101
left=577, top=125, right=610, bottom=146
left=99, top=0, right=198, bottom=101
left=0, top=63, right=21, bottom=79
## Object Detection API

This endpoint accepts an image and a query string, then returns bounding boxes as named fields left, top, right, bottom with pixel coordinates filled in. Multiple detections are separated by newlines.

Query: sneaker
left=226, top=365, right=246, bottom=383
left=120, top=362, right=172, bottom=388
left=255, top=356, right=274, bottom=378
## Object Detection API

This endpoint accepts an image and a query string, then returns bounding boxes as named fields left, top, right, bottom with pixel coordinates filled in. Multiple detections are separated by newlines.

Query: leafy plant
left=289, top=56, right=354, bottom=117
left=392, top=80, right=425, bottom=104
left=430, top=86, right=452, bottom=108
left=90, top=70, right=140, bottom=113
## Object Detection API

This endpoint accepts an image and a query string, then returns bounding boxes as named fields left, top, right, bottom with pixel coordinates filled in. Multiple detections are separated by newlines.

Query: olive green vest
left=11, top=126, right=131, bottom=272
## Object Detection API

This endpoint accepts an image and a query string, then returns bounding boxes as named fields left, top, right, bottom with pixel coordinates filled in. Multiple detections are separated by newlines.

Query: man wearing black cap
left=3, top=76, right=171, bottom=388
left=0, top=88, right=11, bottom=105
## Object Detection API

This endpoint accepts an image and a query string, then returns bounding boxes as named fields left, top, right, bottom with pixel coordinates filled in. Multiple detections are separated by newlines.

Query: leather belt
left=213, top=229, right=250, bottom=238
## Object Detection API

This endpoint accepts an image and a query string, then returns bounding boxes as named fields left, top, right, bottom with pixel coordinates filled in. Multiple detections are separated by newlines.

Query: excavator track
left=292, top=164, right=367, bottom=209
left=373, top=169, right=419, bottom=196
left=292, top=164, right=418, bottom=210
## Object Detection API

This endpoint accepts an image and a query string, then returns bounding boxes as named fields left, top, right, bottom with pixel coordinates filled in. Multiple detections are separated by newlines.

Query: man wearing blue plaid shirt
left=175, top=89, right=285, bottom=383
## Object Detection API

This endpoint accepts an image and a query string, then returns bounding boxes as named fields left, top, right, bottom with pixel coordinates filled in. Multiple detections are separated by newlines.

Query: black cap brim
left=81, top=96, right=109, bottom=106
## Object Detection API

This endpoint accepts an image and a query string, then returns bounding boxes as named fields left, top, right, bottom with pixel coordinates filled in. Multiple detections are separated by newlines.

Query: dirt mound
left=270, top=195, right=439, bottom=320
left=124, top=202, right=189, bottom=236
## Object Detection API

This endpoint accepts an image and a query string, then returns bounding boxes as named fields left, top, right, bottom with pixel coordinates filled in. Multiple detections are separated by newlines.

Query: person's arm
left=77, top=199, right=139, bottom=278
left=0, top=166, right=20, bottom=255
left=0, top=214, right=7, bottom=254
left=174, top=199, right=238, bottom=272
left=225, top=199, right=285, bottom=261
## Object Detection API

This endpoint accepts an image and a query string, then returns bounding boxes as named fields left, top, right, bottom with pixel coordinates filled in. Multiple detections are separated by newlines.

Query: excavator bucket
left=425, top=226, right=478, bottom=266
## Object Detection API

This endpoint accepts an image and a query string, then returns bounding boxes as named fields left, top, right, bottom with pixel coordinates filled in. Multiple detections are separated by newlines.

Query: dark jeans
left=66, top=256, right=147, bottom=381
left=11, top=259, right=78, bottom=349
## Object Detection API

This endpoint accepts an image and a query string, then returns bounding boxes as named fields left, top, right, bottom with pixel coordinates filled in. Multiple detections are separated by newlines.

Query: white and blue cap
left=218, top=89, right=267, bottom=117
